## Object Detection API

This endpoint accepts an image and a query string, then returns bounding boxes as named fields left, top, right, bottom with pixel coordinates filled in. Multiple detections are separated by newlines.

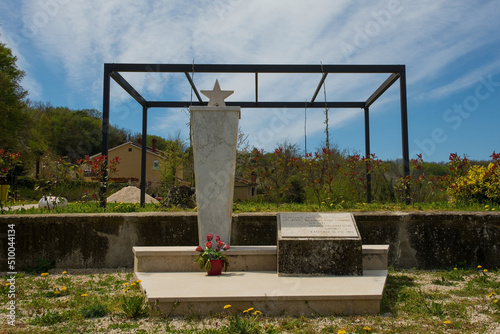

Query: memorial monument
left=133, top=79, right=389, bottom=316
left=190, top=79, right=240, bottom=245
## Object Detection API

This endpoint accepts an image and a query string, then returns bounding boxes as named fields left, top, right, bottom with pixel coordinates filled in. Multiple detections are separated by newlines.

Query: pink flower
left=223, top=244, right=230, bottom=251
left=206, top=234, right=214, bottom=241
left=217, top=240, right=224, bottom=248
left=205, top=241, right=212, bottom=249
left=216, top=236, right=221, bottom=242
left=195, top=246, right=203, bottom=252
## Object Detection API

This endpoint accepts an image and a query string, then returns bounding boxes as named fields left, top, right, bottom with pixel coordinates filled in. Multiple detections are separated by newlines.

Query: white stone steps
left=133, top=245, right=389, bottom=273
left=135, top=270, right=388, bottom=316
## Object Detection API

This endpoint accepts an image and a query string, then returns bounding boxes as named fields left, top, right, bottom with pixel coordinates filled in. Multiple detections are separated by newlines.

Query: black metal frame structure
left=102, top=64, right=409, bottom=207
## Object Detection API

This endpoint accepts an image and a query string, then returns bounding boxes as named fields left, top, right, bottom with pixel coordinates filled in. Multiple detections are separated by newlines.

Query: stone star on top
left=200, top=79, right=234, bottom=107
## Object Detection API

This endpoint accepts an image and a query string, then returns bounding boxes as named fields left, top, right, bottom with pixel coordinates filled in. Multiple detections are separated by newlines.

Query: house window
left=128, top=148, right=132, bottom=152
left=153, top=160, right=160, bottom=170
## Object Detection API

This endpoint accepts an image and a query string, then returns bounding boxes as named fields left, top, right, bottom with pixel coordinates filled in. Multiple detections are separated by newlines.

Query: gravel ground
left=2, top=268, right=499, bottom=333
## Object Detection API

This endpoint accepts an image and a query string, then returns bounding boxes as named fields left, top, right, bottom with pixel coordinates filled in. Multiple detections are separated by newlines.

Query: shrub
left=32, top=311, right=65, bottom=326
left=121, top=295, right=148, bottom=319
left=448, top=153, right=500, bottom=204
left=282, top=175, right=306, bottom=204
left=80, top=302, right=108, bottom=318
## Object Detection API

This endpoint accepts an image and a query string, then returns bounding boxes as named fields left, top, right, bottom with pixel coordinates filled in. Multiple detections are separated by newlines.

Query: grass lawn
left=1, top=268, right=499, bottom=333
left=1, top=199, right=498, bottom=215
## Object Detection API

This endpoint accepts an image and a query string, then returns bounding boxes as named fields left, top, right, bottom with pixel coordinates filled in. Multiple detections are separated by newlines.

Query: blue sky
left=1, top=0, right=499, bottom=162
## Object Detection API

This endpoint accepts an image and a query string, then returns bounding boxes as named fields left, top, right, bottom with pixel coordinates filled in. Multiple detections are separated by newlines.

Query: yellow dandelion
left=61, top=286, right=67, bottom=291
left=477, top=265, right=482, bottom=269
left=444, top=320, right=451, bottom=324
left=124, top=288, right=129, bottom=292
left=54, top=291, right=60, bottom=295
left=338, top=330, right=347, bottom=334
left=62, top=271, right=67, bottom=275
left=488, top=292, right=495, bottom=298
left=493, top=208, right=496, bottom=211
left=485, top=205, right=489, bottom=208
left=363, top=326, right=371, bottom=331
left=253, top=310, right=262, bottom=315
left=224, top=305, right=231, bottom=309
left=130, top=282, right=136, bottom=286
left=64, top=299, right=69, bottom=303
left=454, top=267, right=458, bottom=271
left=484, top=269, right=488, bottom=273
left=41, top=273, right=49, bottom=277
left=363, top=203, right=366, bottom=206
left=81, top=293, right=88, bottom=297
left=123, top=283, right=129, bottom=286
left=136, top=280, right=142, bottom=283
left=494, top=300, right=498, bottom=303
left=6, top=283, right=11, bottom=286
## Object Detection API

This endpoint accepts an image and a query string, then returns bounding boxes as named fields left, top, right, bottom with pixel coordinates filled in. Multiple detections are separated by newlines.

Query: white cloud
left=417, top=59, right=500, bottom=100
left=3, top=0, right=499, bottom=157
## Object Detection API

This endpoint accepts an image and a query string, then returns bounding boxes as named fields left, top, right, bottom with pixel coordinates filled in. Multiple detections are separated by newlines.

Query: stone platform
left=136, top=270, right=388, bottom=316
left=134, top=245, right=389, bottom=316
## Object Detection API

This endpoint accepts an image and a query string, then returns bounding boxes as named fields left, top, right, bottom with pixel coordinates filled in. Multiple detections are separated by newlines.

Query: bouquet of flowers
left=195, top=234, right=230, bottom=272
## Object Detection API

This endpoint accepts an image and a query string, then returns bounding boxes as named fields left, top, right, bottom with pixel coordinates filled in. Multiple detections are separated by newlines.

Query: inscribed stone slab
left=279, top=212, right=360, bottom=238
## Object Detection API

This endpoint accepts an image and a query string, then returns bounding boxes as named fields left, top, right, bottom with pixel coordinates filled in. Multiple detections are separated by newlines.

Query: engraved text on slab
left=280, top=213, right=359, bottom=238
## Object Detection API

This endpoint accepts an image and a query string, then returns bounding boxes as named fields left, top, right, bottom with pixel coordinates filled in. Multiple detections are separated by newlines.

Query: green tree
left=0, top=41, right=28, bottom=151
left=159, top=138, right=188, bottom=192
left=29, top=105, right=129, bottom=163
left=251, top=145, right=300, bottom=207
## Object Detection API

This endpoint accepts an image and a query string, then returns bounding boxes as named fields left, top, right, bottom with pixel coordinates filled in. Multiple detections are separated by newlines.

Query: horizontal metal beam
left=105, top=63, right=404, bottom=74
left=365, top=72, right=400, bottom=107
left=110, top=72, right=147, bottom=107
left=146, top=101, right=365, bottom=109
left=311, top=73, right=328, bottom=103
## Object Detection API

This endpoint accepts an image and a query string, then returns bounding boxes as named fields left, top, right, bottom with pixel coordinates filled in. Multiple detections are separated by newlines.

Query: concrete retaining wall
left=1, top=211, right=499, bottom=270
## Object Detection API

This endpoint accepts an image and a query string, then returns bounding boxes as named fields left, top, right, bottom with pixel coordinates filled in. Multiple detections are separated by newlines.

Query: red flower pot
left=207, top=259, right=223, bottom=276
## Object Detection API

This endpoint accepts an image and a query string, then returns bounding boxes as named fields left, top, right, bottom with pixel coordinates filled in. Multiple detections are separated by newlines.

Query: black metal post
left=101, top=66, right=111, bottom=208
left=399, top=67, right=410, bottom=204
left=364, top=106, right=372, bottom=203
left=140, top=106, right=148, bottom=208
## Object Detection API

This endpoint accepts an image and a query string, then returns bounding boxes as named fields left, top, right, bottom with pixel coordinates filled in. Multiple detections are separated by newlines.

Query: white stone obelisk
left=190, top=80, right=240, bottom=246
